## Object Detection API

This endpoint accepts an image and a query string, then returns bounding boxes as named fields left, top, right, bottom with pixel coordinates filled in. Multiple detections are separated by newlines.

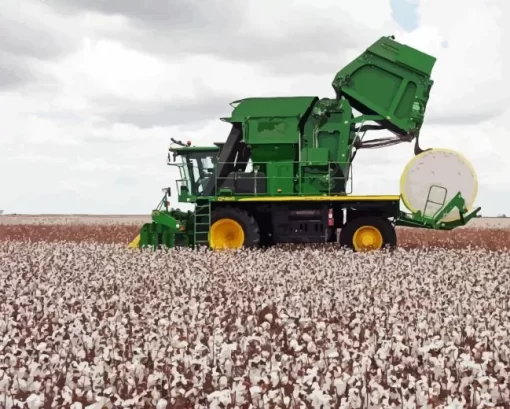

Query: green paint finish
left=139, top=222, right=190, bottom=250
left=251, top=145, right=296, bottom=172
left=136, top=192, right=195, bottom=249
left=302, top=99, right=353, bottom=168
left=267, top=161, right=295, bottom=195
left=301, top=148, right=329, bottom=165
left=397, top=192, right=482, bottom=230
left=133, top=35, right=482, bottom=251
left=299, top=98, right=353, bottom=195
left=332, top=35, right=436, bottom=135
left=223, top=96, right=318, bottom=124
left=299, top=165, right=333, bottom=195
left=245, top=117, right=300, bottom=145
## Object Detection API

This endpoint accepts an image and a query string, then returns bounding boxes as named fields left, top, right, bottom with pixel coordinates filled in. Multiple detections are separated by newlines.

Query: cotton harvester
left=129, top=35, right=481, bottom=252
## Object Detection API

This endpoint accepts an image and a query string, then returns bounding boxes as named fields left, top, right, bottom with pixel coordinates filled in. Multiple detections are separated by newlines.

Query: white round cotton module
left=400, top=149, right=478, bottom=222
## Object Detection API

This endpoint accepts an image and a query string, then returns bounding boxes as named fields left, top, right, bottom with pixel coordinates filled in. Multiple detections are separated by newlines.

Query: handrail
left=170, top=160, right=354, bottom=197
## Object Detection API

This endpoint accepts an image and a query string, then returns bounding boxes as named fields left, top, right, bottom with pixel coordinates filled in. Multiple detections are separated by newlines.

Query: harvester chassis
left=128, top=35, right=482, bottom=252
left=130, top=190, right=480, bottom=251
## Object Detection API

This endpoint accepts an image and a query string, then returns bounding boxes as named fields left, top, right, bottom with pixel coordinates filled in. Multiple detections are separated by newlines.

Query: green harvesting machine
left=129, top=35, right=481, bottom=252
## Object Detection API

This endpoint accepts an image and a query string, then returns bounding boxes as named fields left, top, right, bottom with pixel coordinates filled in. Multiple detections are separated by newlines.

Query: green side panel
left=267, top=161, right=295, bottom=195
left=317, top=111, right=352, bottom=164
left=367, top=37, right=436, bottom=76
left=299, top=165, right=331, bottom=195
left=395, top=81, right=417, bottom=120
left=345, top=66, right=401, bottom=112
left=317, top=131, right=341, bottom=161
left=300, top=98, right=353, bottom=195
left=301, top=148, right=329, bottom=165
left=302, top=98, right=354, bottom=167
left=396, top=44, right=436, bottom=76
left=332, top=35, right=436, bottom=135
left=245, top=117, right=300, bottom=145
left=224, top=96, right=318, bottom=123
left=139, top=223, right=190, bottom=249
left=251, top=144, right=295, bottom=167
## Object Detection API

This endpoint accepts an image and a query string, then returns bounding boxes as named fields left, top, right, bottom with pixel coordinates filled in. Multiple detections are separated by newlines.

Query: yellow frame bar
left=238, top=195, right=400, bottom=202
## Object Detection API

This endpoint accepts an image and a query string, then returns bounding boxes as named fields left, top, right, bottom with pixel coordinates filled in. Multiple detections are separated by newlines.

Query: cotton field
left=1, top=241, right=510, bottom=409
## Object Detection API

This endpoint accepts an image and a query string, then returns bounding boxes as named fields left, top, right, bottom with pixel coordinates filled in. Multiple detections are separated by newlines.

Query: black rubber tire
left=339, top=216, right=397, bottom=251
left=210, top=207, right=260, bottom=248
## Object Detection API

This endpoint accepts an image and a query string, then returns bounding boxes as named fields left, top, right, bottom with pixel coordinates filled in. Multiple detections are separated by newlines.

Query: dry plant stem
left=1, top=241, right=510, bottom=408
left=1, top=223, right=510, bottom=251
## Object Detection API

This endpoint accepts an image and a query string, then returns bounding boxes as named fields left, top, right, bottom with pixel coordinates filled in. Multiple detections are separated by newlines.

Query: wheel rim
left=209, top=218, right=245, bottom=250
left=352, top=225, right=383, bottom=251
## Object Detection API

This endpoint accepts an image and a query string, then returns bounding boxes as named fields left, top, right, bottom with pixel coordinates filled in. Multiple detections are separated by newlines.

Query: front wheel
left=209, top=207, right=260, bottom=250
left=339, top=217, right=397, bottom=252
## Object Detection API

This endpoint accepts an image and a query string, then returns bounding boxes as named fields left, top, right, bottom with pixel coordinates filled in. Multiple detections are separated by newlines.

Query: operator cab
left=168, top=142, right=219, bottom=198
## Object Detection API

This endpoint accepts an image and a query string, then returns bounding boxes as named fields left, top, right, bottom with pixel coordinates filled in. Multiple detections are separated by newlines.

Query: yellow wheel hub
left=353, top=225, right=383, bottom=251
left=209, top=218, right=245, bottom=250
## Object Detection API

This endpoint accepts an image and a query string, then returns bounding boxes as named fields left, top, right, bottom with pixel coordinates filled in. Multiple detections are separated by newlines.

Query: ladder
left=424, top=185, right=447, bottom=218
left=194, top=200, right=211, bottom=249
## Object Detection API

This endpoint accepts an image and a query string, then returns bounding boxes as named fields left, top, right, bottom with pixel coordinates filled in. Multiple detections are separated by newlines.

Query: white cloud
left=346, top=0, right=509, bottom=216
left=0, top=0, right=508, bottom=217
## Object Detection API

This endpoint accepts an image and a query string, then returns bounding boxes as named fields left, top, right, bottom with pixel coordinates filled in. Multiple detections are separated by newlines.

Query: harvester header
left=129, top=35, right=480, bottom=252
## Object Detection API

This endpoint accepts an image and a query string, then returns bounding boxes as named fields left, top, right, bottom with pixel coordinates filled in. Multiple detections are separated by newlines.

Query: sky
left=0, top=0, right=508, bottom=216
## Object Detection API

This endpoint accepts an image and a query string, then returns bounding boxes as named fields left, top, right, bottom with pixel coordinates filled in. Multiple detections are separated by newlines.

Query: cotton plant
left=0, top=241, right=509, bottom=408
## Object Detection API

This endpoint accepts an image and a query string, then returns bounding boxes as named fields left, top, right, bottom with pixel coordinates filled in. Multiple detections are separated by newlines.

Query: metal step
left=194, top=202, right=211, bottom=247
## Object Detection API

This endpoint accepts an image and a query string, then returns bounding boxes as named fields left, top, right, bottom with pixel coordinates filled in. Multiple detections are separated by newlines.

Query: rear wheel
left=340, top=216, right=396, bottom=252
left=209, top=207, right=260, bottom=250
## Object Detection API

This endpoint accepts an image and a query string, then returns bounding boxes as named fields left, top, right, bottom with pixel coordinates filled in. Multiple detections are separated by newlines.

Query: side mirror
left=162, top=187, right=171, bottom=196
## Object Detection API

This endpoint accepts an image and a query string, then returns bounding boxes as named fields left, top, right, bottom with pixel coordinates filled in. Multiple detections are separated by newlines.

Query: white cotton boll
left=0, top=373, right=10, bottom=393
left=261, top=322, right=271, bottom=331
left=29, top=380, right=41, bottom=393
left=309, top=380, right=332, bottom=408
left=26, top=393, right=44, bottom=409
left=35, top=343, right=47, bottom=352
left=156, top=399, right=168, bottom=409
left=290, top=339, right=303, bottom=352
left=86, top=390, right=95, bottom=403
left=270, top=371, right=280, bottom=387
left=49, top=354, right=61, bottom=366
left=446, top=398, right=464, bottom=409
left=207, top=390, right=231, bottom=407
left=77, top=349, right=86, bottom=360
left=249, top=385, right=262, bottom=398
left=4, top=238, right=510, bottom=409
left=219, top=375, right=228, bottom=389
left=151, top=388, right=162, bottom=402
left=334, top=377, right=347, bottom=396
left=148, top=373, right=159, bottom=388
left=348, top=388, right=362, bottom=409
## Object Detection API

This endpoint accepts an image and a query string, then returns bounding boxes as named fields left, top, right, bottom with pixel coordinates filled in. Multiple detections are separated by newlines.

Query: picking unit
left=129, top=35, right=481, bottom=251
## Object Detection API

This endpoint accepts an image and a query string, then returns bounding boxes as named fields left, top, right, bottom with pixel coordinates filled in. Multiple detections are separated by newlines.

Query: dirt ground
left=1, top=216, right=509, bottom=250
